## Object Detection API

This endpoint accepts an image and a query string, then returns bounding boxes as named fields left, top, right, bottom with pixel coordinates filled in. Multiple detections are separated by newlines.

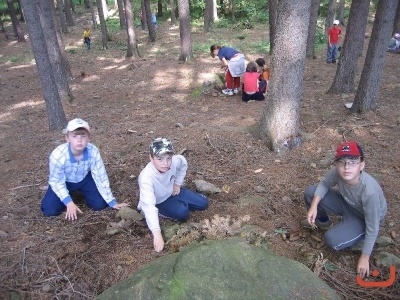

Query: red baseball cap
left=335, top=141, right=364, bottom=160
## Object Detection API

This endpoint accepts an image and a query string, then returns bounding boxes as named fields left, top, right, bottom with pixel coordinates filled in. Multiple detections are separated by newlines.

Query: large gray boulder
left=96, top=238, right=340, bottom=300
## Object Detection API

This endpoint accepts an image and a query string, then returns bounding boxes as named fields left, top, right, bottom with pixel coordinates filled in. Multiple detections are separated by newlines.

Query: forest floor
left=0, top=12, right=399, bottom=300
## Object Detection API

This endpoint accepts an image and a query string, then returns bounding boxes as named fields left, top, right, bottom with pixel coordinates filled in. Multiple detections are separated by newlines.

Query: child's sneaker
left=233, top=88, right=239, bottom=94
left=222, top=89, right=233, bottom=96
left=300, top=218, right=333, bottom=230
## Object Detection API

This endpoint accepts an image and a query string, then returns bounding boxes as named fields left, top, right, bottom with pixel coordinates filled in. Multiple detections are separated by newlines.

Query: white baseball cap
left=64, top=118, right=90, bottom=134
left=333, top=20, right=339, bottom=25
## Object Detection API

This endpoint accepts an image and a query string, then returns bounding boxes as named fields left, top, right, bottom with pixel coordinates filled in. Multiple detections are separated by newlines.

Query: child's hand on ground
left=172, top=184, right=181, bottom=196
left=153, top=230, right=164, bottom=252
left=65, top=202, right=82, bottom=221
left=357, top=254, right=370, bottom=278
left=112, top=203, right=129, bottom=210
left=306, top=206, right=318, bottom=225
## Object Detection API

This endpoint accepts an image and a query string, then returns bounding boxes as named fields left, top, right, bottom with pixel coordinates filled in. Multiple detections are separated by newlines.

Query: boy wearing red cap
left=301, top=141, right=387, bottom=279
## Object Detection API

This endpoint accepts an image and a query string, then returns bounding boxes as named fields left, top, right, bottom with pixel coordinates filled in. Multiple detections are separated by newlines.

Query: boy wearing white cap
left=138, top=137, right=209, bottom=252
left=301, top=141, right=387, bottom=279
left=327, top=20, right=341, bottom=63
left=41, top=118, right=128, bottom=220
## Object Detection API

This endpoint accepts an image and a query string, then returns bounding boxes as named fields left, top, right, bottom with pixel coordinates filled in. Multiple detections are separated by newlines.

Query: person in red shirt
left=327, top=20, right=342, bottom=63
left=242, top=62, right=265, bottom=102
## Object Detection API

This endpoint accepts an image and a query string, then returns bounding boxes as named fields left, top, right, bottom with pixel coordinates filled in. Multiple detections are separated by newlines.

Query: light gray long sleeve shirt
left=315, top=168, right=387, bottom=255
left=137, top=155, right=187, bottom=233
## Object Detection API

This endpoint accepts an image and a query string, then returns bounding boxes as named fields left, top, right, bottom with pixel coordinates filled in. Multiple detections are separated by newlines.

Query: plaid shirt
left=48, top=143, right=116, bottom=206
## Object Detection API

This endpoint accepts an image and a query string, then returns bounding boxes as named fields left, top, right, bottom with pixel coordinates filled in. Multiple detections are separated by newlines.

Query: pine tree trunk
left=144, top=0, right=156, bottom=42
left=352, top=0, right=399, bottom=112
left=117, top=0, right=125, bottom=29
left=7, top=0, right=26, bottom=41
left=260, top=0, right=311, bottom=153
left=204, top=0, right=213, bottom=32
left=57, top=0, right=68, bottom=33
left=170, top=0, right=176, bottom=26
left=306, top=0, right=320, bottom=59
left=177, top=0, right=193, bottom=62
left=38, top=0, right=73, bottom=103
left=328, top=0, right=370, bottom=94
left=336, top=0, right=346, bottom=26
left=268, top=0, right=277, bottom=55
left=124, top=0, right=140, bottom=58
left=64, top=0, right=75, bottom=26
left=20, top=0, right=67, bottom=130
left=325, top=0, right=336, bottom=33
left=96, top=0, right=109, bottom=49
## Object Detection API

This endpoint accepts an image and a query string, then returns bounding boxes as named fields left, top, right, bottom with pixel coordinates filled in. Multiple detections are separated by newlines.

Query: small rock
left=254, top=186, right=266, bottom=193
left=375, top=251, right=400, bottom=268
left=390, top=230, right=397, bottom=240
left=375, top=235, right=394, bottom=247
left=281, top=196, right=292, bottom=204
left=193, top=179, right=221, bottom=194
left=0, top=230, right=8, bottom=238
left=175, top=123, right=184, bottom=128
left=115, top=207, right=144, bottom=221
left=42, top=283, right=53, bottom=293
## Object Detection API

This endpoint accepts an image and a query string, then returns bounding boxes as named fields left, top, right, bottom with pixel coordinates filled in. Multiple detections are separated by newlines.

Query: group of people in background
left=387, top=33, right=400, bottom=53
left=210, top=44, right=270, bottom=102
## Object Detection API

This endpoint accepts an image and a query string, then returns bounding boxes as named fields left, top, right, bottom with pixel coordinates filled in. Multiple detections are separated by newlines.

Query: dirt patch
left=0, top=15, right=399, bottom=299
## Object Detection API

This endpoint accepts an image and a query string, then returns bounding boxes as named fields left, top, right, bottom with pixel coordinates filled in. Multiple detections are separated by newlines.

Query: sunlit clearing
left=83, top=74, right=100, bottom=82
left=0, top=99, right=44, bottom=122
left=7, top=62, right=35, bottom=70
left=0, top=112, right=12, bottom=121
left=117, top=64, right=131, bottom=70
left=103, top=65, right=118, bottom=70
left=11, top=100, right=43, bottom=110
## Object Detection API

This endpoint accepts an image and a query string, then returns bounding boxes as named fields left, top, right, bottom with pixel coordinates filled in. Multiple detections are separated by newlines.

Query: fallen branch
left=9, top=183, right=40, bottom=191
left=205, top=132, right=220, bottom=154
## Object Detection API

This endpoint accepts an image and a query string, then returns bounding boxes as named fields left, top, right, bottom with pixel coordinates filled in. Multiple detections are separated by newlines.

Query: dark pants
left=242, top=92, right=265, bottom=102
left=156, top=188, right=208, bottom=221
left=84, top=37, right=91, bottom=49
left=41, top=172, right=108, bottom=216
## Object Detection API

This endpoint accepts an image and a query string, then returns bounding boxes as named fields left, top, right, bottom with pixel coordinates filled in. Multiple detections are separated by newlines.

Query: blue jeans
left=326, top=43, right=338, bottom=63
left=41, top=172, right=108, bottom=216
left=156, top=188, right=208, bottom=221
left=84, top=37, right=91, bottom=49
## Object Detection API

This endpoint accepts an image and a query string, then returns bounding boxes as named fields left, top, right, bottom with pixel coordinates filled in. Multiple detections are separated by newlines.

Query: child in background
left=301, top=141, right=387, bottom=279
left=151, top=12, right=157, bottom=29
left=327, top=20, right=341, bottom=63
left=41, top=118, right=128, bottom=221
left=387, top=33, right=400, bottom=53
left=138, top=138, right=209, bottom=252
left=210, top=44, right=246, bottom=96
left=242, top=62, right=265, bottom=102
left=255, top=58, right=270, bottom=94
left=83, top=27, right=91, bottom=49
